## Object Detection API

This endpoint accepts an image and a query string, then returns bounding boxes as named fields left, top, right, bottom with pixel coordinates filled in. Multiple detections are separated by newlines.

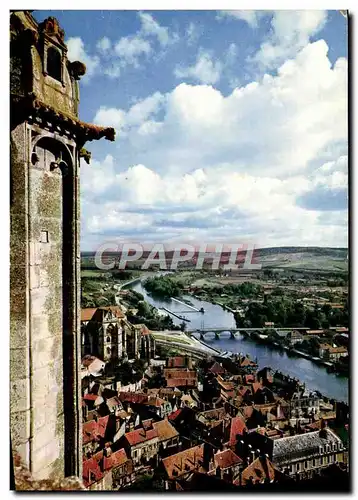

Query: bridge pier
left=230, top=331, right=236, bottom=339
left=215, top=332, right=220, bottom=339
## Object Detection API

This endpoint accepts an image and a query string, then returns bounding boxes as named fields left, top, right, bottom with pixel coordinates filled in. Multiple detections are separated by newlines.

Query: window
left=304, top=461, right=307, bottom=469
left=107, top=347, right=111, bottom=354
left=296, top=462, right=300, bottom=472
left=320, top=456, right=323, bottom=465
left=40, top=230, right=49, bottom=243
left=47, top=46, right=62, bottom=81
left=106, top=337, right=111, bottom=343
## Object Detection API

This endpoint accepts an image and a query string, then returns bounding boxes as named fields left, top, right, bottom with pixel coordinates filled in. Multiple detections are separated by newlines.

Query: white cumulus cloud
left=217, top=10, right=266, bottom=28
left=174, top=50, right=222, bottom=84
left=114, top=36, right=152, bottom=67
left=82, top=39, right=347, bottom=249
left=66, top=37, right=100, bottom=80
left=252, top=10, right=327, bottom=69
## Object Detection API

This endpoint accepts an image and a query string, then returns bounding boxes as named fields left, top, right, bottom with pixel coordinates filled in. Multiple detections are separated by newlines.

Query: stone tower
left=10, top=11, right=115, bottom=480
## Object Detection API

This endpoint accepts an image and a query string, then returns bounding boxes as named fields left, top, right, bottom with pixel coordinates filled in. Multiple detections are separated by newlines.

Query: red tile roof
left=146, top=396, right=166, bottom=407
left=102, top=305, right=125, bottom=319
left=166, top=378, right=197, bottom=388
left=124, top=427, right=158, bottom=447
left=245, top=375, right=256, bottom=384
left=118, top=392, right=148, bottom=404
left=83, top=457, right=103, bottom=488
left=82, top=416, right=109, bottom=445
left=217, top=378, right=235, bottom=391
left=83, top=420, right=98, bottom=445
left=97, top=416, right=109, bottom=439
left=162, top=445, right=204, bottom=479
left=236, top=456, right=277, bottom=485
left=84, top=394, right=99, bottom=401
left=209, top=361, right=226, bottom=375
left=142, top=419, right=153, bottom=430
left=229, top=416, right=247, bottom=447
left=214, top=449, right=242, bottom=470
left=153, top=420, right=179, bottom=442
left=168, top=408, right=183, bottom=421
left=242, top=406, right=254, bottom=419
left=329, top=346, right=348, bottom=354
left=238, top=385, right=252, bottom=397
left=103, top=448, right=128, bottom=471
left=141, top=325, right=151, bottom=335
left=252, top=382, right=263, bottom=393
left=92, top=450, right=104, bottom=462
left=81, top=308, right=97, bottom=322
left=164, top=369, right=197, bottom=379
left=168, top=357, right=187, bottom=368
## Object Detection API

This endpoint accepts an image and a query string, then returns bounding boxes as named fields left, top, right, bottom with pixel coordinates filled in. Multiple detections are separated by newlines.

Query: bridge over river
left=186, top=326, right=307, bottom=340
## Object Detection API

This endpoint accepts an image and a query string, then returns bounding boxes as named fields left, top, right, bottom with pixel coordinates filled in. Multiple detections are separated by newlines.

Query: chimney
left=319, top=420, right=328, bottom=439
left=83, top=403, right=88, bottom=420
left=277, top=404, right=281, bottom=419
left=203, top=442, right=213, bottom=471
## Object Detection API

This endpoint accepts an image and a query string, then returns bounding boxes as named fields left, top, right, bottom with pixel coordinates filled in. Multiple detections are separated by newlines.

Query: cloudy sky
left=34, top=10, right=348, bottom=250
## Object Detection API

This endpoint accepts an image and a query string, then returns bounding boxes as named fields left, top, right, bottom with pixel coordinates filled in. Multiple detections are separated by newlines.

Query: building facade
left=81, top=307, right=126, bottom=361
left=271, top=428, right=345, bottom=479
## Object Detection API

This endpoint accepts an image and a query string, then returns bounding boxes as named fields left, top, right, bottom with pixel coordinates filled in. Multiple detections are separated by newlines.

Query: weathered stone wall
left=10, top=11, right=113, bottom=484
left=12, top=451, right=84, bottom=491
left=28, top=134, right=65, bottom=479
left=10, top=119, right=83, bottom=480
left=10, top=123, right=31, bottom=468
left=10, top=128, right=64, bottom=479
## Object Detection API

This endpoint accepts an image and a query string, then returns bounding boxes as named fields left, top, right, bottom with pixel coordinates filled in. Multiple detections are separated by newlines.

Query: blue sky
left=33, top=10, right=348, bottom=250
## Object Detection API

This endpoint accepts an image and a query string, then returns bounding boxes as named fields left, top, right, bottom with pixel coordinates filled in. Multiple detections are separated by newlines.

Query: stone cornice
left=11, top=94, right=116, bottom=145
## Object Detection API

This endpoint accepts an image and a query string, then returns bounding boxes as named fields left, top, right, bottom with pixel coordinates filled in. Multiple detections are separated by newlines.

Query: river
left=129, top=279, right=349, bottom=403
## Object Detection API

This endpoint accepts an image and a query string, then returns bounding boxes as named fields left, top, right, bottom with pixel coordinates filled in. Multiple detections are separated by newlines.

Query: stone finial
left=38, top=17, right=65, bottom=44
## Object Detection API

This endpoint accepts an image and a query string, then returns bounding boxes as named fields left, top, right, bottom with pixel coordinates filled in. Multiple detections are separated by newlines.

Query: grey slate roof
left=272, top=429, right=343, bottom=466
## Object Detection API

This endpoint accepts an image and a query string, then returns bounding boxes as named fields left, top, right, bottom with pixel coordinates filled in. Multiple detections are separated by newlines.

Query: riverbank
left=127, top=278, right=348, bottom=402
left=241, top=331, right=348, bottom=377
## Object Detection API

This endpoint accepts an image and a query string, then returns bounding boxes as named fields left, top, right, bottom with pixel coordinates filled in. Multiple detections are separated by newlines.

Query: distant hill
left=256, top=246, right=347, bottom=257
left=255, top=247, right=348, bottom=272
left=81, top=246, right=348, bottom=273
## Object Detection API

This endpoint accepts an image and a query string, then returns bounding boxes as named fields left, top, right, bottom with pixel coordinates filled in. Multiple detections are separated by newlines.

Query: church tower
left=10, top=11, right=115, bottom=480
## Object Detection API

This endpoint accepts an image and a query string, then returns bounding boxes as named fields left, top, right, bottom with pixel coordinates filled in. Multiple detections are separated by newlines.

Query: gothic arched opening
left=47, top=46, right=62, bottom=82
left=31, top=134, right=78, bottom=477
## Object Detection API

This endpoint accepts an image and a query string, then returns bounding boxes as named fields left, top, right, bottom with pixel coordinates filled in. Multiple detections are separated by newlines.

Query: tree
left=137, top=300, right=152, bottom=318
left=179, top=321, right=187, bottom=332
